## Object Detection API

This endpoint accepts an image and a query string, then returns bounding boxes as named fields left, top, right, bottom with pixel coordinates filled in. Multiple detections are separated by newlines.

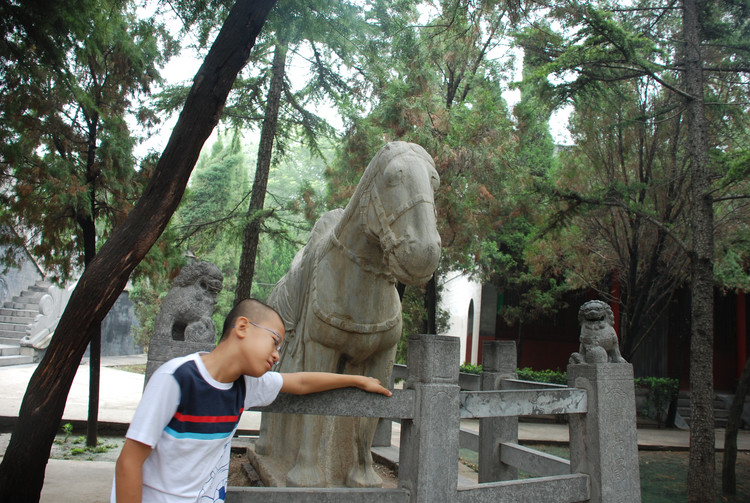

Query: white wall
left=439, top=271, right=483, bottom=365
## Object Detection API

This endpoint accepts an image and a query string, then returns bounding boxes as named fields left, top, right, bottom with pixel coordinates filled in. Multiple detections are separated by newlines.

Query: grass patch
left=52, top=423, right=123, bottom=461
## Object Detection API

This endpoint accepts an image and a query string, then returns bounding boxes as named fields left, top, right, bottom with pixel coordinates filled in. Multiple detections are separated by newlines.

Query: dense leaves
left=0, top=0, right=177, bottom=281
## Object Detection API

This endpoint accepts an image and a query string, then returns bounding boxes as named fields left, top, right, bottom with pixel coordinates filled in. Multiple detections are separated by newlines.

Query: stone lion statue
left=569, top=300, right=627, bottom=364
left=145, top=261, right=223, bottom=383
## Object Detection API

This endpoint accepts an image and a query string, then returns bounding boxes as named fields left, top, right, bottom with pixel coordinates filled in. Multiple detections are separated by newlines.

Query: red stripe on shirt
left=173, top=408, right=244, bottom=423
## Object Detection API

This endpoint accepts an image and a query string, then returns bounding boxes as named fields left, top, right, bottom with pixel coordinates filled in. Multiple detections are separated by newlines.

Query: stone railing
left=233, top=335, right=641, bottom=503
left=20, top=283, right=75, bottom=350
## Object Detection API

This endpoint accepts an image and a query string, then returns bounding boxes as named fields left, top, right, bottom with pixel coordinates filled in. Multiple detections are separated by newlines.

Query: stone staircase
left=676, top=390, right=732, bottom=428
left=0, top=281, right=51, bottom=366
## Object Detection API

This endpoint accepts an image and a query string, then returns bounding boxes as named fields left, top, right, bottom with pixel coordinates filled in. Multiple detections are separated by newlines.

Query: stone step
left=0, top=354, right=34, bottom=366
left=0, top=307, right=37, bottom=318
left=0, top=313, right=36, bottom=324
left=3, top=301, right=39, bottom=311
left=0, top=321, right=30, bottom=332
left=0, top=333, right=25, bottom=344
left=0, top=344, right=20, bottom=356
left=10, top=290, right=45, bottom=303
left=27, top=283, right=53, bottom=293
left=0, top=324, right=26, bottom=334
left=0, top=342, right=33, bottom=354
left=677, top=391, right=731, bottom=427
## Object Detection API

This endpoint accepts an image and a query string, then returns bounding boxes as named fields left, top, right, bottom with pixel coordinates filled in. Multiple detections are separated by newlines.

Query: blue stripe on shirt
left=163, top=425, right=234, bottom=440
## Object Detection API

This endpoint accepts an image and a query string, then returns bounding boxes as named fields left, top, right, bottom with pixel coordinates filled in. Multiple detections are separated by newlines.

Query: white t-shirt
left=111, top=353, right=283, bottom=502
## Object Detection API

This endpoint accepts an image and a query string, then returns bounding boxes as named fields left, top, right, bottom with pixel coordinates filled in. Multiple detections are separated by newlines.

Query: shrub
left=460, top=362, right=483, bottom=374
left=516, top=367, right=567, bottom=385
left=634, top=376, right=679, bottom=426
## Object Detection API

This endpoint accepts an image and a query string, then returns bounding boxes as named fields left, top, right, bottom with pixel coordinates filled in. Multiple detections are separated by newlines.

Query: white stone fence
left=232, top=335, right=641, bottom=503
left=20, top=283, right=75, bottom=350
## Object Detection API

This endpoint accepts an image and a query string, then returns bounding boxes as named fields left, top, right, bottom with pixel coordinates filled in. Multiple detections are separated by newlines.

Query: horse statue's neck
left=327, top=184, right=394, bottom=282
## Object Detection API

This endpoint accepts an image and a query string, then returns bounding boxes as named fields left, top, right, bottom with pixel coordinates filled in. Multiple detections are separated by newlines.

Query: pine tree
left=0, top=0, right=276, bottom=498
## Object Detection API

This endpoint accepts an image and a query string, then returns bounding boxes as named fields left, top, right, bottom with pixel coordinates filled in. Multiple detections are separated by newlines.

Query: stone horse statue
left=254, top=141, right=441, bottom=487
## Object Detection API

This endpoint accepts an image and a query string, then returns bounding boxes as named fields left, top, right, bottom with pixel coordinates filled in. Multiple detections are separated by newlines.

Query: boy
left=113, top=298, right=391, bottom=502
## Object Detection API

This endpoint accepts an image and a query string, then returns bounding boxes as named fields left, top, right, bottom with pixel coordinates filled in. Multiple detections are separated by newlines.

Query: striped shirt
left=112, top=353, right=282, bottom=502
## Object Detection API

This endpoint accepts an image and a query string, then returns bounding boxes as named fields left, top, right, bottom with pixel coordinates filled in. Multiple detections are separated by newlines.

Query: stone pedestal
left=568, top=363, right=641, bottom=503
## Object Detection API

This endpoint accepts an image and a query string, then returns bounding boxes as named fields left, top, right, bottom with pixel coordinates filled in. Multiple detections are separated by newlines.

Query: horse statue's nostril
left=395, top=238, right=441, bottom=279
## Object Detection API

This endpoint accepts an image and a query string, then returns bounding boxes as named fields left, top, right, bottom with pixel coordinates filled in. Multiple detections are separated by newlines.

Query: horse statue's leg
left=345, top=346, right=396, bottom=487
left=285, top=338, right=339, bottom=487
left=253, top=412, right=271, bottom=455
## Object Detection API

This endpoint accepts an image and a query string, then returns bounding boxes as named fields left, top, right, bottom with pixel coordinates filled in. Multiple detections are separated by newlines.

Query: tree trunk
left=0, top=1, right=276, bottom=499
left=423, top=275, right=436, bottom=334
left=87, top=323, right=101, bottom=447
left=723, top=356, right=750, bottom=496
left=234, top=37, right=288, bottom=305
left=79, top=192, right=100, bottom=448
left=683, top=0, right=716, bottom=501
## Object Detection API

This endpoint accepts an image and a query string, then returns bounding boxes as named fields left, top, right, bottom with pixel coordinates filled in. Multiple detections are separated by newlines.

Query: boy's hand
left=356, top=376, right=392, bottom=396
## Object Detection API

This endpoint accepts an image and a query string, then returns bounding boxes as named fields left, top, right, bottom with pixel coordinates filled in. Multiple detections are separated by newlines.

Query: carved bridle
left=359, top=182, right=435, bottom=258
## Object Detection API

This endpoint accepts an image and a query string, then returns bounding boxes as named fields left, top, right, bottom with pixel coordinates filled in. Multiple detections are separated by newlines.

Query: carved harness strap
left=310, top=266, right=400, bottom=334
left=361, top=184, right=435, bottom=257
left=310, top=183, right=433, bottom=335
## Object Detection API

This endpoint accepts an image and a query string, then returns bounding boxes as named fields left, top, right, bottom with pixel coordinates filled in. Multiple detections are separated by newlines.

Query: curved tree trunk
left=0, top=1, right=276, bottom=500
left=234, top=36, right=288, bottom=305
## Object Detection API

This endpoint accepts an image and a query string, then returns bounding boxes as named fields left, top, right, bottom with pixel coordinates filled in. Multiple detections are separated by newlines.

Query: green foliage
left=320, top=1, right=581, bottom=356
left=61, top=423, right=73, bottom=442
left=54, top=422, right=118, bottom=458
left=0, top=0, right=177, bottom=281
left=460, top=365, right=678, bottom=403
left=459, top=362, right=482, bottom=375
left=634, top=376, right=680, bottom=419
left=129, top=277, right=168, bottom=350
left=516, top=367, right=568, bottom=385
left=515, top=0, right=750, bottom=362
left=132, top=131, right=328, bottom=341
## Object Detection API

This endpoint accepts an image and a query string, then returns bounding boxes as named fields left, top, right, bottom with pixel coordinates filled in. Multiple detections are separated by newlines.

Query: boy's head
left=221, top=298, right=283, bottom=342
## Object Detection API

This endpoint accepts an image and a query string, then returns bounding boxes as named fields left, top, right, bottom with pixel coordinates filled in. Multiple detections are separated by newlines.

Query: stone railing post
left=398, top=334, right=460, bottom=503
left=478, top=340, right=519, bottom=482
left=372, top=369, right=396, bottom=447
left=568, top=363, right=641, bottom=503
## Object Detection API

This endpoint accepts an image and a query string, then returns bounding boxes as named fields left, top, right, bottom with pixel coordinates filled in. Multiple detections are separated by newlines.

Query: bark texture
left=0, top=1, right=276, bottom=500
left=683, top=0, right=716, bottom=501
left=234, top=38, right=288, bottom=304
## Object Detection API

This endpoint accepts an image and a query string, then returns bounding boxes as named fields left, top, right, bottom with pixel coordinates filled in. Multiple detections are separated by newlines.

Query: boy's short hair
left=221, top=298, right=282, bottom=341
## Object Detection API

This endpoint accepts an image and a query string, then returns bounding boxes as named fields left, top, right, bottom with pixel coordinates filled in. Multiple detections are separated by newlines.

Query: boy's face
left=238, top=314, right=285, bottom=377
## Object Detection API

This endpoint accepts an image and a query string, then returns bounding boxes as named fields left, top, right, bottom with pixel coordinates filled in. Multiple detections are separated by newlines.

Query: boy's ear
left=233, top=316, right=250, bottom=338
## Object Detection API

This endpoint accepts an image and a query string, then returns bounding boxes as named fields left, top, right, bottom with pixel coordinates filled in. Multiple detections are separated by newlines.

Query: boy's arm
left=280, top=372, right=392, bottom=396
left=115, top=438, right=152, bottom=503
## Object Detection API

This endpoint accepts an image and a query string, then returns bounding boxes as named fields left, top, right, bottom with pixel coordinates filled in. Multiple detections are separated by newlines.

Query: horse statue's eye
left=384, top=165, right=403, bottom=187
left=430, top=172, right=440, bottom=191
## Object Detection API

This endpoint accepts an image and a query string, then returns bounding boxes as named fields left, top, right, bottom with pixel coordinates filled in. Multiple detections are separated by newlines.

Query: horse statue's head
left=341, top=141, right=441, bottom=285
